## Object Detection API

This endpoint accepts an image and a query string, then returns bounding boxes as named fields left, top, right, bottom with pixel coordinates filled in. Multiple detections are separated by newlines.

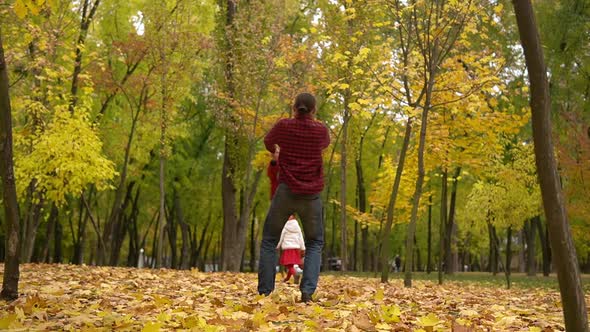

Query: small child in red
left=277, top=215, right=305, bottom=282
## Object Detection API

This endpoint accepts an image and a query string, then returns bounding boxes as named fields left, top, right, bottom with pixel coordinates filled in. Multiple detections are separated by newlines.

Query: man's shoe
left=301, top=292, right=312, bottom=303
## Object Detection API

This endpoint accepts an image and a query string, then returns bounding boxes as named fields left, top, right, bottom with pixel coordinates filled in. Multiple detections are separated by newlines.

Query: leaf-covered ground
left=0, top=264, right=585, bottom=331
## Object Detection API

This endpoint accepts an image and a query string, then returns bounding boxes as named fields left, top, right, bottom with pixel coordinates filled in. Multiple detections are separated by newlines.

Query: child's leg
left=284, top=264, right=295, bottom=282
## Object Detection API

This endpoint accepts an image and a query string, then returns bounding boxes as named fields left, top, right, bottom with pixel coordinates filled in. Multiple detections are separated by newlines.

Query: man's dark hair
left=294, top=93, right=316, bottom=114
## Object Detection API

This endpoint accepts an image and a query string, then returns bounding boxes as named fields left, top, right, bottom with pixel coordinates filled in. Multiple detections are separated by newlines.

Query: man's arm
left=320, top=125, right=331, bottom=149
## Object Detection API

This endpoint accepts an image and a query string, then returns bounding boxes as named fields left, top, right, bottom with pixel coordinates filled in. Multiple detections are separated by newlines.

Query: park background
left=0, top=0, right=589, bottom=330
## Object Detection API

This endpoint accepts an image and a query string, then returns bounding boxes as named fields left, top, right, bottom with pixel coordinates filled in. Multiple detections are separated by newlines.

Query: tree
left=0, top=28, right=21, bottom=300
left=512, top=0, right=589, bottom=329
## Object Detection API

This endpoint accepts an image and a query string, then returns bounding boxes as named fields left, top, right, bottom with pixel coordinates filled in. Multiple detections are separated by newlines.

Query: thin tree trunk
left=518, top=228, right=526, bottom=273
left=355, top=112, right=373, bottom=272
left=195, top=218, right=211, bottom=268
left=380, top=118, right=413, bottom=282
left=250, top=202, right=258, bottom=272
left=234, top=170, right=262, bottom=271
left=427, top=195, right=432, bottom=274
left=404, top=96, right=431, bottom=287
left=53, top=220, right=63, bottom=264
left=73, top=191, right=91, bottom=264
left=81, top=194, right=106, bottom=262
left=103, top=95, right=144, bottom=266
left=353, top=221, right=358, bottom=271
left=444, top=167, right=460, bottom=274
left=174, top=191, right=190, bottom=270
left=513, top=0, right=588, bottom=328
left=438, top=170, right=448, bottom=285
left=331, top=200, right=337, bottom=257
left=535, top=216, right=551, bottom=276
left=166, top=200, right=177, bottom=269
left=69, top=0, right=101, bottom=114
left=156, top=46, right=168, bottom=268
left=414, top=234, right=421, bottom=271
left=489, top=223, right=499, bottom=275
left=505, top=226, right=512, bottom=289
left=526, top=218, right=537, bottom=276
left=109, top=182, right=135, bottom=266
left=21, top=197, right=44, bottom=263
left=340, top=108, right=350, bottom=272
left=0, top=29, right=20, bottom=300
left=42, top=204, right=58, bottom=263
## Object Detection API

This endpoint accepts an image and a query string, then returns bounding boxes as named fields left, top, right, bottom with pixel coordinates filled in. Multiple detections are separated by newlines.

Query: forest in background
left=0, top=0, right=588, bottom=281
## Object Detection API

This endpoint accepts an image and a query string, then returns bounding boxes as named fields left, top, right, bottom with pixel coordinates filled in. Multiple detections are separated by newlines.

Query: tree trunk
left=195, top=218, right=211, bottom=269
left=21, top=197, right=44, bottom=263
left=109, top=182, right=135, bottom=266
left=174, top=191, right=190, bottom=270
left=438, top=170, right=448, bottom=285
left=156, top=38, right=169, bottom=268
left=414, top=234, right=421, bottom=272
left=166, top=200, right=177, bottom=269
left=513, top=0, right=588, bottom=328
left=444, top=167, right=460, bottom=274
left=219, top=0, right=242, bottom=272
left=53, top=220, right=63, bottom=264
left=331, top=200, right=337, bottom=257
left=526, top=217, right=537, bottom=276
left=0, top=29, right=21, bottom=300
left=380, top=118, right=413, bottom=282
left=427, top=195, right=432, bottom=274
left=73, top=191, right=91, bottom=265
left=249, top=202, right=258, bottom=272
left=340, top=108, right=350, bottom=272
left=42, top=204, right=58, bottom=263
left=201, top=231, right=214, bottom=272
left=236, top=170, right=262, bottom=270
left=535, top=217, right=551, bottom=276
left=518, top=228, right=526, bottom=273
left=221, top=139, right=238, bottom=270
left=355, top=114, right=372, bottom=272
left=103, top=98, right=143, bottom=266
left=126, top=185, right=141, bottom=267
left=404, top=101, right=431, bottom=287
left=353, top=221, right=358, bottom=271
left=69, top=0, right=101, bottom=114
left=505, top=226, right=512, bottom=289
left=489, top=223, right=498, bottom=275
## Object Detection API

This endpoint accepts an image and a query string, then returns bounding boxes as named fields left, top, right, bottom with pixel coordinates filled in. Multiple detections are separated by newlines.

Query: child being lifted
left=258, top=92, right=330, bottom=303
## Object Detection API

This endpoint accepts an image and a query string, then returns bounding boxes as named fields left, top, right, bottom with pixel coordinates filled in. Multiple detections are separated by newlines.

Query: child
left=277, top=215, right=305, bottom=282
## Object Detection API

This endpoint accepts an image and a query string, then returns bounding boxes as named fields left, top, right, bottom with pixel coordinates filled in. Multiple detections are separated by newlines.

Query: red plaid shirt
left=264, top=114, right=330, bottom=194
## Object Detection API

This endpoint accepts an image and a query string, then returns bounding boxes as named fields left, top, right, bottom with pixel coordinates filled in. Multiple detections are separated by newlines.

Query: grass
left=325, top=270, right=590, bottom=291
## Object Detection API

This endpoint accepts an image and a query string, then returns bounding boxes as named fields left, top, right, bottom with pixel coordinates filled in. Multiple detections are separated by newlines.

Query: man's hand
left=273, top=144, right=280, bottom=161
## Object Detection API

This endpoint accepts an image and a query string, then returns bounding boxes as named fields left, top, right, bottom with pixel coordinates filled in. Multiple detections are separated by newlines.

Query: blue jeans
left=258, top=183, right=324, bottom=295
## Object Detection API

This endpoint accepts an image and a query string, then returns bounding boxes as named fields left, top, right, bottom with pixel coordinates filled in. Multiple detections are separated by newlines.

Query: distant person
left=277, top=215, right=305, bottom=283
left=258, top=92, right=330, bottom=303
left=394, top=255, right=401, bottom=272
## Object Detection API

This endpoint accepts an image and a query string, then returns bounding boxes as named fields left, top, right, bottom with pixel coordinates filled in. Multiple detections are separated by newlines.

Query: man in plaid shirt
left=258, top=93, right=330, bottom=303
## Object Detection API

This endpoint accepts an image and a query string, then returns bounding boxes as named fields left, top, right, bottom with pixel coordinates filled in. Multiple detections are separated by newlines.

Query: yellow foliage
left=14, top=108, right=117, bottom=205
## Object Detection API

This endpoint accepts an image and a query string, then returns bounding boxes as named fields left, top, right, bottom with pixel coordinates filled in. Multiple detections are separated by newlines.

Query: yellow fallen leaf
left=417, top=313, right=441, bottom=327
left=141, top=321, right=162, bottom=332
left=374, top=289, right=384, bottom=302
left=459, top=309, right=478, bottom=317
left=0, top=314, right=17, bottom=329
